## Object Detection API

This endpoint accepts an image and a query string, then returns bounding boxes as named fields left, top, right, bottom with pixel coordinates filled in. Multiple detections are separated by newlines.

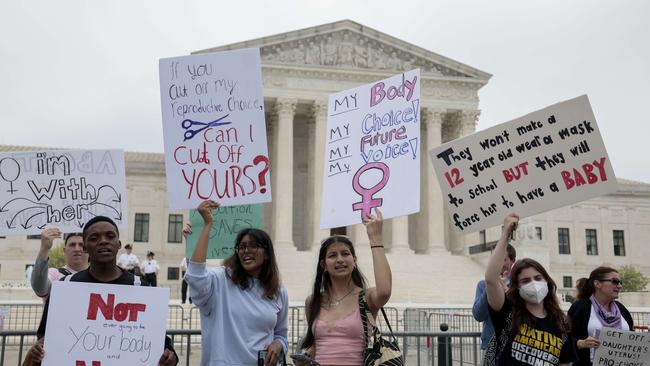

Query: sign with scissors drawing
left=320, top=69, right=421, bottom=229
left=0, top=149, right=128, bottom=236
left=159, top=48, right=271, bottom=209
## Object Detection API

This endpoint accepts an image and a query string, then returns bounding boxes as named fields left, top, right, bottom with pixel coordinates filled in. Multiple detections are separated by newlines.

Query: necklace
left=328, top=287, right=355, bottom=307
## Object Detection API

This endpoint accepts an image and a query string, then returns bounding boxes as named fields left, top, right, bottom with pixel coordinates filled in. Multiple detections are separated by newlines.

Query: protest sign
left=185, top=204, right=263, bottom=259
left=429, top=95, right=618, bottom=233
left=43, top=281, right=169, bottom=366
left=593, top=327, right=650, bottom=365
left=0, top=149, right=127, bottom=236
left=320, top=69, right=421, bottom=229
left=159, top=48, right=271, bottom=209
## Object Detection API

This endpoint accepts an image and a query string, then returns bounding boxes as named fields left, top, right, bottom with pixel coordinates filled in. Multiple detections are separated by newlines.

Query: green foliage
left=619, top=265, right=649, bottom=292
left=565, top=294, right=576, bottom=304
left=48, top=244, right=66, bottom=269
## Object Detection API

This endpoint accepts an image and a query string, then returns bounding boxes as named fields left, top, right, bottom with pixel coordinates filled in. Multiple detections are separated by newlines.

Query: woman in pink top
left=299, top=208, right=392, bottom=365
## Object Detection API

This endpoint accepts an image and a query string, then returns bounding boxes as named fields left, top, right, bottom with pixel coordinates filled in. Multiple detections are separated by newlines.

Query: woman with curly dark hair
left=484, top=213, right=576, bottom=366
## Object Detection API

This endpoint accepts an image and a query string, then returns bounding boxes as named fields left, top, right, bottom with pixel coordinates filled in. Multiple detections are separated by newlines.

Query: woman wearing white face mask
left=484, top=213, right=577, bottom=366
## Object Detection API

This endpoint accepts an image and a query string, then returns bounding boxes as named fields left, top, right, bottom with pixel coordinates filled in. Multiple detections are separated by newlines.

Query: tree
left=619, top=265, right=649, bottom=292
left=48, top=244, right=66, bottom=269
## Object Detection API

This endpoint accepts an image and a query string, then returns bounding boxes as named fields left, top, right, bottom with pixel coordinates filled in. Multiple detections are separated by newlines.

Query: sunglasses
left=599, top=278, right=623, bottom=286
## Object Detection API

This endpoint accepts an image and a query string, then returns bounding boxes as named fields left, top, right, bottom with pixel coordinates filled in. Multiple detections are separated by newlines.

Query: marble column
left=309, top=99, right=330, bottom=249
left=422, top=107, right=446, bottom=253
left=272, top=97, right=297, bottom=250
left=390, top=216, right=410, bottom=254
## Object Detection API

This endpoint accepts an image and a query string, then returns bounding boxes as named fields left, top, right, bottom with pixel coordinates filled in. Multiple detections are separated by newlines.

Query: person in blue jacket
left=472, top=242, right=516, bottom=349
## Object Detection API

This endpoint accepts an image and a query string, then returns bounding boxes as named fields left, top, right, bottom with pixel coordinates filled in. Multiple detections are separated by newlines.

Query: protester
left=141, top=251, right=160, bottom=287
left=117, top=243, right=139, bottom=273
left=31, top=228, right=87, bottom=299
left=473, top=243, right=516, bottom=351
left=299, top=208, right=391, bottom=365
left=484, top=213, right=576, bottom=366
left=568, top=266, right=634, bottom=366
left=180, top=256, right=191, bottom=304
left=24, top=216, right=178, bottom=366
left=185, top=200, right=288, bottom=366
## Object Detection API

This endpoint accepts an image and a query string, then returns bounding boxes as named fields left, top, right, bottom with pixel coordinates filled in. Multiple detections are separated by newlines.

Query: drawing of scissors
left=181, top=114, right=232, bottom=141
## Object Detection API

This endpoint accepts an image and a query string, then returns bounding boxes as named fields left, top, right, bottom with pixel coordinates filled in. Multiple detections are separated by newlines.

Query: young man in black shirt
left=25, top=216, right=178, bottom=366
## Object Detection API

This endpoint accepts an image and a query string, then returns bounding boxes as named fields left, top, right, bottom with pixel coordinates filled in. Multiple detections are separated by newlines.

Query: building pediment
left=195, top=20, right=491, bottom=81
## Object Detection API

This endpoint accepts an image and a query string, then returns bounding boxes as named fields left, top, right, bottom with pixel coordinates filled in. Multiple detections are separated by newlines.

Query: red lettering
left=181, top=169, right=196, bottom=199
left=592, top=157, right=608, bottom=181
left=573, top=168, right=586, bottom=186
left=76, top=361, right=101, bottom=366
left=583, top=163, right=598, bottom=184
left=87, top=293, right=113, bottom=321
left=503, top=169, right=514, bottom=183
left=196, top=168, right=215, bottom=199
left=173, top=146, right=187, bottom=165
left=370, top=82, right=386, bottom=107
left=128, top=304, right=146, bottom=321
left=561, top=170, right=575, bottom=190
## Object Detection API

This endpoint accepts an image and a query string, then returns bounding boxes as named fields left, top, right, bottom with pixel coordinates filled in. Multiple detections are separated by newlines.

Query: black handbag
left=358, top=290, right=404, bottom=366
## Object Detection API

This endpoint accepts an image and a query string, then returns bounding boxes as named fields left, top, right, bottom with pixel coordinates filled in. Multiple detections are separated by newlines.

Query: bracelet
left=370, top=245, right=384, bottom=249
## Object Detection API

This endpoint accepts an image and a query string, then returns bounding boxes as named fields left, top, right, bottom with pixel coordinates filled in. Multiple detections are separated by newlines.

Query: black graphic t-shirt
left=490, top=298, right=577, bottom=366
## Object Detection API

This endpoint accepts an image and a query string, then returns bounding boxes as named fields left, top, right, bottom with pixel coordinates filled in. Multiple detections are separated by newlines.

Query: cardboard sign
left=429, top=95, right=618, bottom=233
left=43, top=281, right=169, bottom=366
left=0, top=149, right=127, bottom=236
left=593, top=327, right=650, bottom=365
left=185, top=204, right=263, bottom=259
left=159, top=48, right=271, bottom=209
left=320, top=69, right=421, bottom=229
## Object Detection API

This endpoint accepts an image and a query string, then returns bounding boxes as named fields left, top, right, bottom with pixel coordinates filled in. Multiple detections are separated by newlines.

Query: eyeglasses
left=235, top=242, right=265, bottom=252
left=600, top=278, right=623, bottom=286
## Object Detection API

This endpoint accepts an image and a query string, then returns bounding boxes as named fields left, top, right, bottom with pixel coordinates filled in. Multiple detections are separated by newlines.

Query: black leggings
left=144, top=273, right=157, bottom=287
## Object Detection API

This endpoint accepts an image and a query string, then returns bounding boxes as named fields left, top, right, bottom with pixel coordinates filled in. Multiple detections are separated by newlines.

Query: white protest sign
left=43, top=281, right=169, bottom=366
left=429, top=95, right=618, bottom=233
left=159, top=48, right=271, bottom=209
left=320, top=69, right=420, bottom=229
left=593, top=327, right=650, bottom=365
left=0, top=149, right=127, bottom=236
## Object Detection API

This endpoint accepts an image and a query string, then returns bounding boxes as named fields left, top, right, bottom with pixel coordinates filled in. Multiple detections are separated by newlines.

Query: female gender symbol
left=0, top=158, right=21, bottom=194
left=351, top=162, right=390, bottom=219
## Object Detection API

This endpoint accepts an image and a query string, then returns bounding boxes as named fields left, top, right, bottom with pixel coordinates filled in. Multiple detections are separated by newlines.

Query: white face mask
left=519, top=280, right=548, bottom=304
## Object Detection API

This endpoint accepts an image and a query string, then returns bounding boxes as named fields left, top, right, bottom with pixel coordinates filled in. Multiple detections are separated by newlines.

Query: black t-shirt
left=36, top=268, right=177, bottom=364
left=490, top=298, right=577, bottom=366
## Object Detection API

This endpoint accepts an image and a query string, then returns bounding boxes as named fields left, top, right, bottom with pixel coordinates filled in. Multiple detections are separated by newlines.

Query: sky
left=1, top=0, right=648, bottom=183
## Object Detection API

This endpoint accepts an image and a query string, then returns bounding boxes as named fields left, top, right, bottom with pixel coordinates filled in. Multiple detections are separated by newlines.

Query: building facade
left=1, top=21, right=648, bottom=304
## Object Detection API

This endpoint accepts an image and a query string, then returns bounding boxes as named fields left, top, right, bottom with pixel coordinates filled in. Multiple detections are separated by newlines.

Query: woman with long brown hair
left=185, top=200, right=288, bottom=366
left=299, top=208, right=391, bottom=365
left=484, top=213, right=576, bottom=366
left=568, top=266, right=634, bottom=365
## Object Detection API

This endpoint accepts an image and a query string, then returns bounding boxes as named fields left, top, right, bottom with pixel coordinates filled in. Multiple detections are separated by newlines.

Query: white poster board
left=429, top=95, right=618, bottom=233
left=320, top=69, right=421, bottom=229
left=593, top=327, right=650, bottom=365
left=0, top=149, right=127, bottom=236
left=43, top=281, right=169, bottom=366
left=159, top=48, right=271, bottom=209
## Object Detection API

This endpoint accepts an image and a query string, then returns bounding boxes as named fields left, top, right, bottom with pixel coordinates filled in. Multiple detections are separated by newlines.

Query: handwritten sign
left=320, top=69, right=421, bottom=229
left=159, top=48, right=271, bottom=209
left=43, top=281, right=169, bottom=366
left=185, top=204, right=262, bottom=259
left=0, top=149, right=127, bottom=236
left=429, top=95, right=618, bottom=233
left=593, top=327, right=650, bottom=365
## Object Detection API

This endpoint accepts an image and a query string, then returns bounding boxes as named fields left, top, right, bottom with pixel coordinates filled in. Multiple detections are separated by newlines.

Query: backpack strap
left=57, top=267, right=72, bottom=276
left=358, top=289, right=371, bottom=348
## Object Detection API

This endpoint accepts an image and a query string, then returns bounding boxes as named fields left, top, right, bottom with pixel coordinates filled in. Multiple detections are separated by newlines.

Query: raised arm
left=190, top=200, right=220, bottom=263
left=485, top=213, right=518, bottom=312
left=185, top=200, right=220, bottom=309
left=31, top=228, right=62, bottom=297
left=364, top=208, right=392, bottom=313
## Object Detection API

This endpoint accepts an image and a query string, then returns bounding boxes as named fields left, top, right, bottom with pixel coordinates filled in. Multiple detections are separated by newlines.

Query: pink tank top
left=313, top=307, right=365, bottom=365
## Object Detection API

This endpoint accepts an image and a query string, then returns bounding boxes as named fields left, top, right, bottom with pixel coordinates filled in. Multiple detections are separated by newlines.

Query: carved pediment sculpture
left=260, top=31, right=470, bottom=78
